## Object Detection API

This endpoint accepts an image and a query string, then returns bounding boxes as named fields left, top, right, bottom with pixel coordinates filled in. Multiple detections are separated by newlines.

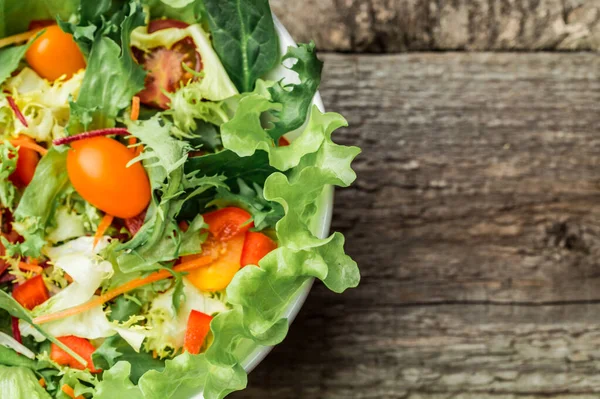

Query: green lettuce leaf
left=9, top=147, right=69, bottom=257
left=0, top=41, right=30, bottom=86
left=94, top=362, right=144, bottom=399
left=203, top=0, right=279, bottom=93
left=0, top=0, right=78, bottom=37
left=93, top=336, right=164, bottom=384
left=0, top=365, right=52, bottom=399
left=68, top=1, right=146, bottom=131
left=143, top=0, right=204, bottom=24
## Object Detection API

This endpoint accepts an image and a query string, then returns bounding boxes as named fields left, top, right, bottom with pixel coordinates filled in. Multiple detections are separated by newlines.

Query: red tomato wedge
left=9, top=144, right=39, bottom=188
left=12, top=275, right=49, bottom=310
left=278, top=137, right=290, bottom=147
left=184, top=310, right=212, bottom=354
left=186, top=234, right=246, bottom=291
left=50, top=336, right=101, bottom=373
left=203, top=207, right=253, bottom=242
left=241, top=232, right=277, bottom=267
left=134, top=19, right=201, bottom=109
left=67, top=137, right=151, bottom=219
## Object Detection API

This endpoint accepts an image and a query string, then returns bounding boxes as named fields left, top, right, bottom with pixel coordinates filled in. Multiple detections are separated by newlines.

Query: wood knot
left=544, top=221, right=589, bottom=254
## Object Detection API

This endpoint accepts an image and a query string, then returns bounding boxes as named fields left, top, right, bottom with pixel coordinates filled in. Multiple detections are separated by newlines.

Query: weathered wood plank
left=271, top=0, right=600, bottom=52
left=232, top=52, right=600, bottom=397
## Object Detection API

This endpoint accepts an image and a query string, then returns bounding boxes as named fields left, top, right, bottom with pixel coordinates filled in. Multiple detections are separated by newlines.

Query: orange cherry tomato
left=67, top=137, right=151, bottom=218
left=9, top=145, right=39, bottom=187
left=186, top=234, right=246, bottom=291
left=25, top=25, right=86, bottom=81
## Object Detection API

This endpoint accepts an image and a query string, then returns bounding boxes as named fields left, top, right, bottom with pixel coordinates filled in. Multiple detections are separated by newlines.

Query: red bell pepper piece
left=240, top=232, right=277, bottom=267
left=278, top=137, right=290, bottom=146
left=202, top=207, right=253, bottom=242
left=184, top=310, right=213, bottom=355
left=50, top=336, right=101, bottom=373
left=12, top=275, right=49, bottom=310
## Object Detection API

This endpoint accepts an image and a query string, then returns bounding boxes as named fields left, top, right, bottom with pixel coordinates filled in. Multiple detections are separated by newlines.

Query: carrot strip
left=0, top=30, right=37, bottom=49
left=94, top=214, right=114, bottom=248
left=18, top=262, right=43, bottom=274
left=33, top=256, right=214, bottom=325
left=38, top=378, right=46, bottom=388
left=61, top=384, right=84, bottom=399
left=9, top=139, right=48, bottom=155
left=130, top=96, right=140, bottom=121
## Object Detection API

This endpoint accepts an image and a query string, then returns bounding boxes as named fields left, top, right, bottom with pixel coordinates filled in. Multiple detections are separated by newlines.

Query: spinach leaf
left=93, top=335, right=165, bottom=384
left=0, top=290, right=86, bottom=366
left=268, top=42, right=323, bottom=140
left=203, top=0, right=279, bottom=93
left=107, top=296, right=141, bottom=323
left=184, top=150, right=276, bottom=186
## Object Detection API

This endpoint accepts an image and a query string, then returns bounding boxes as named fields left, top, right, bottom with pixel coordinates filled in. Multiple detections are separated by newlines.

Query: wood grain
left=232, top=52, right=600, bottom=397
left=271, top=0, right=600, bottom=52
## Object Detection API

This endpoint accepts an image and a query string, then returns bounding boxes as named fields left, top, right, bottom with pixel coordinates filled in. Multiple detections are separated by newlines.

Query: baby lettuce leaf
left=0, top=0, right=78, bottom=37
left=267, top=42, right=323, bottom=140
left=93, top=336, right=164, bottom=384
left=0, top=141, right=17, bottom=210
left=203, top=0, right=279, bottom=93
left=68, top=1, right=146, bottom=131
left=9, top=148, right=69, bottom=257
left=94, top=362, right=144, bottom=399
left=0, top=33, right=40, bottom=86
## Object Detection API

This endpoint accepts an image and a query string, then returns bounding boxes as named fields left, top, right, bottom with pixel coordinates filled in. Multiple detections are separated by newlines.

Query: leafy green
left=0, top=290, right=87, bottom=366
left=267, top=42, right=323, bottom=140
left=0, top=141, right=17, bottom=209
left=185, top=150, right=277, bottom=186
left=0, top=0, right=78, bottom=36
left=9, top=148, right=69, bottom=257
left=93, top=336, right=164, bottom=384
left=143, top=0, right=204, bottom=24
left=0, top=345, right=40, bottom=369
left=94, top=362, right=144, bottom=399
left=0, top=365, right=52, bottom=399
left=68, top=1, right=147, bottom=131
left=203, top=0, right=279, bottom=93
left=108, top=296, right=142, bottom=323
left=0, top=40, right=32, bottom=86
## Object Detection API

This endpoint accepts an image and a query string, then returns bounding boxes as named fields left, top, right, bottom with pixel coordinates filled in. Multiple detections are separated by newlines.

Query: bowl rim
left=239, top=14, right=333, bottom=373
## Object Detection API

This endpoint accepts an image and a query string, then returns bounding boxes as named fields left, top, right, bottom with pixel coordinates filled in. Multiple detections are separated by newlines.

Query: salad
left=0, top=0, right=360, bottom=398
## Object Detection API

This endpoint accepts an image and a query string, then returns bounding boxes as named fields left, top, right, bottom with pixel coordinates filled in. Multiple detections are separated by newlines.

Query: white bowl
left=194, top=14, right=334, bottom=398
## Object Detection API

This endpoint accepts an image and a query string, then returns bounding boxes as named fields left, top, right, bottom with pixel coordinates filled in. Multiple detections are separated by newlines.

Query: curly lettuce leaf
left=0, top=366, right=52, bottom=399
left=94, top=362, right=144, bottom=399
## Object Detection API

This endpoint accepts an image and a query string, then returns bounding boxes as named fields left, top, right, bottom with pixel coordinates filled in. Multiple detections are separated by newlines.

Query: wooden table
left=233, top=51, right=600, bottom=398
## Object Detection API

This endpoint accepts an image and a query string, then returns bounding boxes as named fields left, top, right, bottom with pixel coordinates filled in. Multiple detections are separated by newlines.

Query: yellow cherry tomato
left=67, top=137, right=151, bottom=218
left=25, top=25, right=86, bottom=81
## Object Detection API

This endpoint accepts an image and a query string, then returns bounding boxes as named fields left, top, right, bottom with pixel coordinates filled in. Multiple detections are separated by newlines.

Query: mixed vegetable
left=0, top=0, right=360, bottom=398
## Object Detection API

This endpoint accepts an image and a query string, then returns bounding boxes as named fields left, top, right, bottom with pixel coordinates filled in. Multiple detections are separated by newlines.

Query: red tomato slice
left=134, top=19, right=201, bottom=109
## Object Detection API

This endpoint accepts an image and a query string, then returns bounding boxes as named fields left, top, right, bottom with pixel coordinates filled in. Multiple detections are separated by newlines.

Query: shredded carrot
left=33, top=256, right=215, bottom=325
left=0, top=30, right=37, bottom=49
left=18, top=262, right=43, bottom=275
left=130, top=96, right=140, bottom=121
left=94, top=214, right=114, bottom=248
left=152, top=350, right=158, bottom=359
left=61, top=384, right=84, bottom=399
left=38, top=378, right=46, bottom=388
left=9, top=139, right=48, bottom=155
